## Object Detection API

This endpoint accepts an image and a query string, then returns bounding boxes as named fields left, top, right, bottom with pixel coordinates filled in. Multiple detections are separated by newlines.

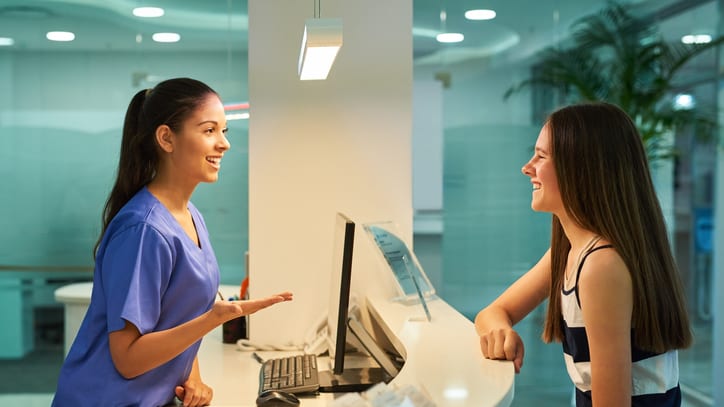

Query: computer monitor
left=326, top=212, right=355, bottom=375
left=318, top=212, right=389, bottom=393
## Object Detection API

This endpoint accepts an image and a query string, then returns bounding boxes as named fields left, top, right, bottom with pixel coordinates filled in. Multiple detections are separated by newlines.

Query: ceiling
left=0, top=0, right=716, bottom=68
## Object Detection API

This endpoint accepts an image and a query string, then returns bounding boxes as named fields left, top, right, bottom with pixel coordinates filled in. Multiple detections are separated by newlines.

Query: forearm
left=474, top=305, right=514, bottom=336
left=112, top=309, right=220, bottom=378
left=189, top=356, right=202, bottom=381
left=110, top=292, right=291, bottom=379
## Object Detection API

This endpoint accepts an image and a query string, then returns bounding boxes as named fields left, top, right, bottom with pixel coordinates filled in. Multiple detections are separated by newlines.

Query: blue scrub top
left=52, top=187, right=220, bottom=407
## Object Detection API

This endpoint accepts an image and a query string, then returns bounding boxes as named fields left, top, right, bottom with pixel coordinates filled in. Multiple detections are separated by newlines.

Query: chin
left=202, top=174, right=220, bottom=183
left=530, top=201, right=548, bottom=213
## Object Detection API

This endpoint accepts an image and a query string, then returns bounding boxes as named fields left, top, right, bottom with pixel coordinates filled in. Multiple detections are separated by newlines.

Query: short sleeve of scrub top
left=102, top=222, right=174, bottom=334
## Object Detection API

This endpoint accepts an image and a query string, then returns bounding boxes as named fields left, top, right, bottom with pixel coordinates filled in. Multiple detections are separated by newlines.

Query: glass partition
left=414, top=0, right=720, bottom=404
left=0, top=1, right=250, bottom=396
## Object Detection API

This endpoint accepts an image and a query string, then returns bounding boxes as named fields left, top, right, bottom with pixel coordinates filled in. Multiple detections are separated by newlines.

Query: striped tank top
left=561, top=245, right=682, bottom=406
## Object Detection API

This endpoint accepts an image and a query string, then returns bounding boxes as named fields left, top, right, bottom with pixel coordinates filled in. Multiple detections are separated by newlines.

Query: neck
left=558, top=216, right=597, bottom=250
left=146, top=179, right=194, bottom=214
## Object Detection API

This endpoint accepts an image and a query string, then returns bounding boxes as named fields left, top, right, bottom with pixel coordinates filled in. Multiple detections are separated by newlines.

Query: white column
left=247, top=0, right=413, bottom=346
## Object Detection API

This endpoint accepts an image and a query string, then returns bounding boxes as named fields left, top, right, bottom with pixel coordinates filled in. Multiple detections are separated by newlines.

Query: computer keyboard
left=258, top=354, right=320, bottom=394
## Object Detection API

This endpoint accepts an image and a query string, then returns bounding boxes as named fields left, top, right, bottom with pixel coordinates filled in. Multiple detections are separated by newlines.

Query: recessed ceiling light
left=133, top=7, right=164, bottom=18
left=436, top=33, right=464, bottom=43
left=46, top=31, right=75, bottom=42
left=226, top=112, right=250, bottom=121
left=673, top=93, right=696, bottom=110
left=0, top=37, right=15, bottom=46
left=152, top=32, right=180, bottom=43
left=681, top=34, right=711, bottom=44
left=465, top=9, right=496, bottom=20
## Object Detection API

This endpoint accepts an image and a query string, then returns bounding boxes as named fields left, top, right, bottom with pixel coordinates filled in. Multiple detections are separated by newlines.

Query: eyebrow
left=535, top=146, right=549, bottom=154
left=196, top=120, right=228, bottom=129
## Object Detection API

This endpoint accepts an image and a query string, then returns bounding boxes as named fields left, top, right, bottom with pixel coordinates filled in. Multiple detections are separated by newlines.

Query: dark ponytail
left=93, top=78, right=218, bottom=257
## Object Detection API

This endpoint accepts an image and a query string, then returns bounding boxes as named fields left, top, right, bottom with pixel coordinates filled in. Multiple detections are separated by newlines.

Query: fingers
left=225, top=292, right=293, bottom=318
left=480, top=336, right=489, bottom=358
left=488, top=329, right=507, bottom=360
left=502, top=334, right=518, bottom=361
left=179, top=384, right=213, bottom=407
left=479, top=328, right=524, bottom=373
left=273, top=291, right=294, bottom=301
left=512, top=339, right=524, bottom=373
left=513, top=353, right=523, bottom=374
left=264, top=292, right=293, bottom=305
left=257, top=292, right=294, bottom=306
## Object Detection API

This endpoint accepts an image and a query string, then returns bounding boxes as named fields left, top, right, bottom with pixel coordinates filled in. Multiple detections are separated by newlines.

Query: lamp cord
left=314, top=0, right=320, bottom=18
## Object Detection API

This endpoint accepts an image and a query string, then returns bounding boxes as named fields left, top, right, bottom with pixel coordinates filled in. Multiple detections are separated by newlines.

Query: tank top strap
left=573, top=244, right=614, bottom=308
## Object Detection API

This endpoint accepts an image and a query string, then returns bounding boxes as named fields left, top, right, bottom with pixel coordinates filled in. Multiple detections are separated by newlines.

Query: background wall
left=412, top=57, right=548, bottom=318
left=0, top=51, right=250, bottom=283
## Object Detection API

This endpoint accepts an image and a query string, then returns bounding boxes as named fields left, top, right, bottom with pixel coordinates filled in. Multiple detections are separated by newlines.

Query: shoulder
left=110, top=189, right=169, bottom=231
left=578, top=244, right=632, bottom=307
left=104, top=192, right=172, bottom=246
left=579, top=245, right=630, bottom=285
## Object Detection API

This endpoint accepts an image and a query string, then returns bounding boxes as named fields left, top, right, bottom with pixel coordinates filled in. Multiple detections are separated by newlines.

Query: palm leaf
left=504, top=1, right=723, bottom=162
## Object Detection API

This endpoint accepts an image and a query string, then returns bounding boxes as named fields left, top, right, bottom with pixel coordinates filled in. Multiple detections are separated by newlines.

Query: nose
left=218, top=133, right=231, bottom=151
left=521, top=161, right=532, bottom=176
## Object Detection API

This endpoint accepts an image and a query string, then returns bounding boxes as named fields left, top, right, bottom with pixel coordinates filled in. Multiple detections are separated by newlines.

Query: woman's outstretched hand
left=212, top=292, right=293, bottom=323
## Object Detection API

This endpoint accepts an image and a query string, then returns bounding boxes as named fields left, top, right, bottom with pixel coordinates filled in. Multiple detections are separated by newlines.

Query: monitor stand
left=317, top=367, right=388, bottom=393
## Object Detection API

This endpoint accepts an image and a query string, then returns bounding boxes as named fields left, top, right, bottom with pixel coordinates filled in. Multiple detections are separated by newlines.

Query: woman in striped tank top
left=474, top=102, right=692, bottom=406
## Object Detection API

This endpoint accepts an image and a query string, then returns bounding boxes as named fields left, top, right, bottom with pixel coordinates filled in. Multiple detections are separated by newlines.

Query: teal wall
left=441, top=123, right=551, bottom=317
left=0, top=50, right=250, bottom=284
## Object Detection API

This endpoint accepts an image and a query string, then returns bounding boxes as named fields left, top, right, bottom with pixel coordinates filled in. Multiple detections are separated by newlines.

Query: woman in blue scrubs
left=52, top=78, right=292, bottom=407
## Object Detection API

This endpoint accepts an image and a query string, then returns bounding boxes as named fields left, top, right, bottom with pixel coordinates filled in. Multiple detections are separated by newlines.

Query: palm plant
left=505, top=1, right=724, bottom=162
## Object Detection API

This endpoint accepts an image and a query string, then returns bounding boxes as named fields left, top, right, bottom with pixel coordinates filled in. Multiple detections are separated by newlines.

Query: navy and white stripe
left=561, top=245, right=681, bottom=406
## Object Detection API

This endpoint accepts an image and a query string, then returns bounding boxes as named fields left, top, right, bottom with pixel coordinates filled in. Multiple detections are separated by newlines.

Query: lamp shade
left=298, top=18, right=343, bottom=80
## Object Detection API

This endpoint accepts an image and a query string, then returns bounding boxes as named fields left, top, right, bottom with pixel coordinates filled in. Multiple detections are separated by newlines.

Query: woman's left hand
left=175, top=377, right=213, bottom=407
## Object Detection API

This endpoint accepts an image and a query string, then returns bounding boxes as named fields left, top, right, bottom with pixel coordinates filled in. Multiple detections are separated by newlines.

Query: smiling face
left=521, top=124, right=563, bottom=216
left=156, top=93, right=230, bottom=188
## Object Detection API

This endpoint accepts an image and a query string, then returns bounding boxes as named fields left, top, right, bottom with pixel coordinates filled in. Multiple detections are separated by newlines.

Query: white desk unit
left=53, top=283, right=244, bottom=357
left=55, top=283, right=514, bottom=406
left=54, top=281, right=94, bottom=355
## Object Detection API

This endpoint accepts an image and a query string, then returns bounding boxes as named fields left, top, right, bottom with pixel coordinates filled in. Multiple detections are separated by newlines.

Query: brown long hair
left=93, top=78, right=218, bottom=257
left=541, top=102, right=692, bottom=352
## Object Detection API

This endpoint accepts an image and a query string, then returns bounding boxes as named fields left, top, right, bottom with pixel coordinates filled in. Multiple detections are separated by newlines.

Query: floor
left=0, top=307, right=63, bottom=405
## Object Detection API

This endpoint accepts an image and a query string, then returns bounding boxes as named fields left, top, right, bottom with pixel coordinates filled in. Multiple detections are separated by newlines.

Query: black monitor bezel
left=332, top=215, right=355, bottom=374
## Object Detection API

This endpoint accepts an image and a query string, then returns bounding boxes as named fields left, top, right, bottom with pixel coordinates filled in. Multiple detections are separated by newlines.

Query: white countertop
left=54, top=281, right=94, bottom=304
left=55, top=283, right=514, bottom=406
left=198, top=295, right=514, bottom=407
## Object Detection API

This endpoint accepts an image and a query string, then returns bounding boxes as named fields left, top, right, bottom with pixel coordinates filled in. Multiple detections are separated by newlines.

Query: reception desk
left=55, top=283, right=514, bottom=406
